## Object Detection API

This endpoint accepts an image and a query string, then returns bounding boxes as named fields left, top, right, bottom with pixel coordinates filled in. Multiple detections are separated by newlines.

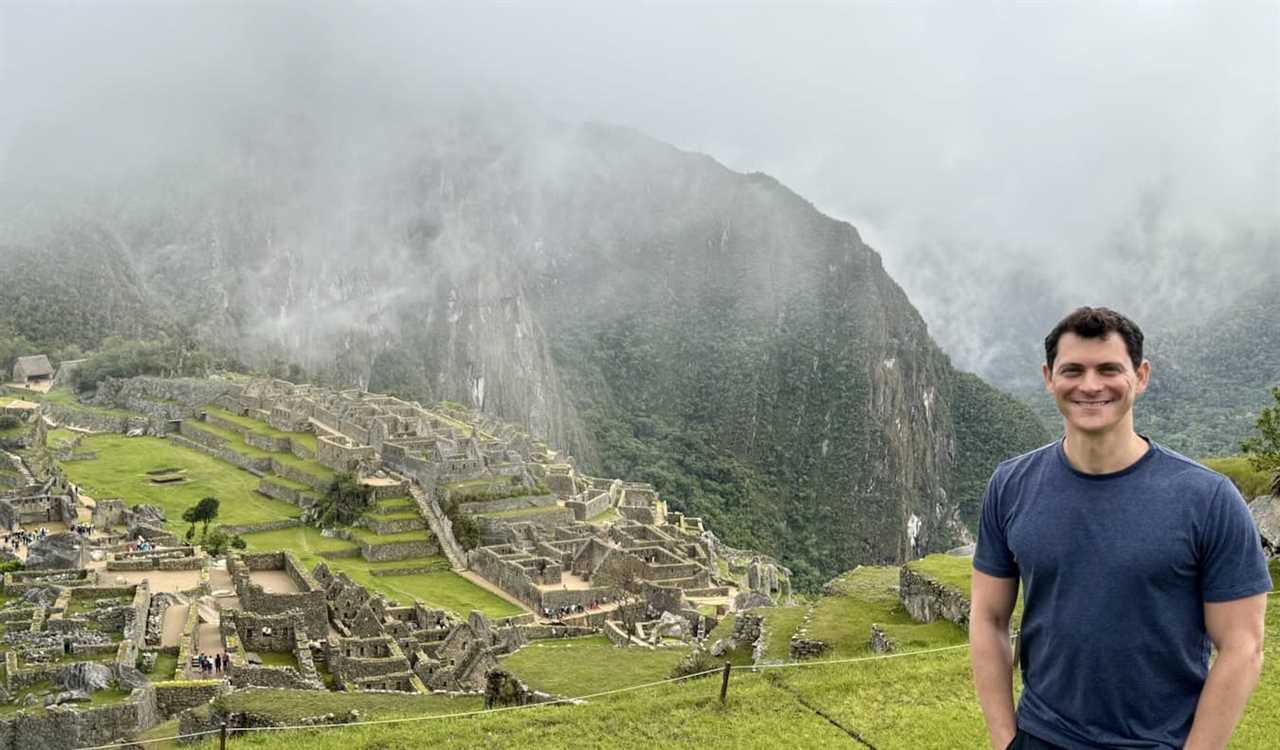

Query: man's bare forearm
left=971, top=620, right=1017, bottom=750
left=1183, top=647, right=1264, bottom=750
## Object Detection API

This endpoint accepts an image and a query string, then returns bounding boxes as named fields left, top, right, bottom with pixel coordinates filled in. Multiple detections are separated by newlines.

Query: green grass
left=55, top=434, right=301, bottom=534
left=810, top=566, right=969, bottom=658
left=150, top=652, right=178, bottom=680
left=218, top=688, right=483, bottom=722
left=240, top=525, right=361, bottom=556
left=907, top=555, right=1026, bottom=629
left=240, top=526, right=521, bottom=619
left=475, top=505, right=566, bottom=520
left=256, top=651, right=299, bottom=669
left=347, top=527, right=433, bottom=545
left=587, top=506, right=622, bottom=524
left=188, top=418, right=334, bottom=483
left=500, top=635, right=689, bottom=696
left=1202, top=456, right=1274, bottom=499
left=40, top=387, right=135, bottom=416
left=364, top=507, right=422, bottom=521
left=703, top=614, right=755, bottom=667
left=751, top=606, right=808, bottom=662
left=905, top=554, right=974, bottom=596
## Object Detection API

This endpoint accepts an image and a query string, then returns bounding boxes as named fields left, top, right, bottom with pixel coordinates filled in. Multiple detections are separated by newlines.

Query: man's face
left=1042, top=332, right=1150, bottom=436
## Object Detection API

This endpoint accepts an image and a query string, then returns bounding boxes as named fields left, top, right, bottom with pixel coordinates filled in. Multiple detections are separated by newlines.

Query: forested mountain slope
left=0, top=112, right=1048, bottom=587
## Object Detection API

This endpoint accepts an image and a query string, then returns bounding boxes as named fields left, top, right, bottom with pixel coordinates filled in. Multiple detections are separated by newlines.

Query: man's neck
left=1062, top=424, right=1150, bottom=475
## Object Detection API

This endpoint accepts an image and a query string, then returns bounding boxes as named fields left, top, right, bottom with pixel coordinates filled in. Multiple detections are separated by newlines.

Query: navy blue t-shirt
left=974, top=439, right=1272, bottom=750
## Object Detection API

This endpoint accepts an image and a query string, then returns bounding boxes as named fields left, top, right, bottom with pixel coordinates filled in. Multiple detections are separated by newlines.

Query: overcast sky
left=2, top=1, right=1276, bottom=380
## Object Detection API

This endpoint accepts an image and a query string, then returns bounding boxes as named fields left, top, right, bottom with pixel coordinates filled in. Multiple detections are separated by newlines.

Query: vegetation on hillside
left=314, top=472, right=373, bottom=527
left=1240, top=386, right=1280, bottom=476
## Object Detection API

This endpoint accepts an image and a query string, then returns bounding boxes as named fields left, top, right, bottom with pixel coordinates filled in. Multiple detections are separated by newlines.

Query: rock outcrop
left=1250, top=495, right=1279, bottom=553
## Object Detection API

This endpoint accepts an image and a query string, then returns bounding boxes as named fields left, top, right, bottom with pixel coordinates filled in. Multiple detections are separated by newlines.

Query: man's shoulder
left=1147, top=440, right=1234, bottom=495
left=991, top=441, right=1060, bottom=485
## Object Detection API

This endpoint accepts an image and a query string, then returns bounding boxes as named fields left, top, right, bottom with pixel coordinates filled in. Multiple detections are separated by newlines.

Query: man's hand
left=1183, top=594, right=1267, bottom=750
left=971, top=570, right=1020, bottom=750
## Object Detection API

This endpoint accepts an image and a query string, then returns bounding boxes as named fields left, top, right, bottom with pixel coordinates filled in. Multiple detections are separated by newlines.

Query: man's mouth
left=1072, top=399, right=1113, bottom=407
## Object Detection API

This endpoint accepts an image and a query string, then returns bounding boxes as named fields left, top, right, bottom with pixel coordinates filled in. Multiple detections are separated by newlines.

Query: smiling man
left=970, top=307, right=1272, bottom=750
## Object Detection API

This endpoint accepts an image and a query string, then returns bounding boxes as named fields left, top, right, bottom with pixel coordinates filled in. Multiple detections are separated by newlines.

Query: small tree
left=1241, top=387, right=1280, bottom=476
left=182, top=506, right=200, bottom=539
left=200, top=525, right=247, bottom=557
left=184, top=496, right=220, bottom=537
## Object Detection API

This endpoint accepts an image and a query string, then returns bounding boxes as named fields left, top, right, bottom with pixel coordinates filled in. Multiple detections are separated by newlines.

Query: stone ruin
left=312, top=562, right=526, bottom=693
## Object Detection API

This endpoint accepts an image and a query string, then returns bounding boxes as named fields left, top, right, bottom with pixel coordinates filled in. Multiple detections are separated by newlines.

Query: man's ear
left=1134, top=359, right=1151, bottom=395
left=1042, top=363, right=1054, bottom=391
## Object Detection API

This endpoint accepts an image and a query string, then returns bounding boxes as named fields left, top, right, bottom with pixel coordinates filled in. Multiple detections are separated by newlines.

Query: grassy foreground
left=173, top=592, right=1279, bottom=750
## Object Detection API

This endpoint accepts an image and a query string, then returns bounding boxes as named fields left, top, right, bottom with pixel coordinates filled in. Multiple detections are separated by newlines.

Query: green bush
left=315, top=472, right=372, bottom=527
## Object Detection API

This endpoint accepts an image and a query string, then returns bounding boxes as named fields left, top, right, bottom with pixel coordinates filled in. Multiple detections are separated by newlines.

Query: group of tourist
left=196, top=652, right=228, bottom=676
left=542, top=598, right=612, bottom=621
left=71, top=522, right=95, bottom=536
left=4, top=526, right=49, bottom=553
left=129, top=536, right=154, bottom=553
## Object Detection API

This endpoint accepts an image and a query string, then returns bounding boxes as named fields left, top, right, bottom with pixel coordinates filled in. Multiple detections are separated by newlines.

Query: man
left=971, top=307, right=1271, bottom=750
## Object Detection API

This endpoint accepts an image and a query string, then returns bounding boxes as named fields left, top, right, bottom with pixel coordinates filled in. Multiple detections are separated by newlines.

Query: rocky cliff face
left=0, top=114, right=1048, bottom=586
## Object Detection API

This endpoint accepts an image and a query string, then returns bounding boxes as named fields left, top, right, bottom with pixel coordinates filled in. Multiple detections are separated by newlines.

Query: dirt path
left=186, top=621, right=225, bottom=678
left=207, top=564, right=234, bottom=594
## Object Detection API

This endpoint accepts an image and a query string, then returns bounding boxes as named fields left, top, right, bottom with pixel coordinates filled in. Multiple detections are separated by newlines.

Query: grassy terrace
left=906, top=554, right=1026, bottom=628
left=38, top=387, right=134, bottom=416
left=239, top=525, right=522, bottom=619
left=1202, top=455, right=1274, bottom=499
left=474, top=504, right=567, bottom=520
left=812, top=566, right=970, bottom=658
left=186, top=417, right=333, bottom=483
left=55, top=434, right=300, bottom=534
left=752, top=605, right=808, bottom=662
left=500, top=635, right=689, bottom=696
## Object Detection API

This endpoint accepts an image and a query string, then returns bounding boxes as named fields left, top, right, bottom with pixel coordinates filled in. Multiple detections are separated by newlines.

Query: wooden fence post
left=719, top=661, right=732, bottom=705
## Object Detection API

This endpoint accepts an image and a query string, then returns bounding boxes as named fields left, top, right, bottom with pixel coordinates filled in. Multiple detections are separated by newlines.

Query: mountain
left=0, top=110, right=1049, bottom=588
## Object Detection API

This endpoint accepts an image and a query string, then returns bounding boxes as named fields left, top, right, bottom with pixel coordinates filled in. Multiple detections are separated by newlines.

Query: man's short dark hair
left=1044, top=306, right=1144, bottom=370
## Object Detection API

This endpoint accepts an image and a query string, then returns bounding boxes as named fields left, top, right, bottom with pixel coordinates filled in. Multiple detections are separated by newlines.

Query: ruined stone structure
left=226, top=552, right=327, bottom=639
left=899, top=565, right=970, bottom=629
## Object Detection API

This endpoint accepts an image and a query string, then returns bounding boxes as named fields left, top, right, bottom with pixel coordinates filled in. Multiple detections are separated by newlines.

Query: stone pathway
left=161, top=603, right=188, bottom=648
left=410, top=484, right=468, bottom=569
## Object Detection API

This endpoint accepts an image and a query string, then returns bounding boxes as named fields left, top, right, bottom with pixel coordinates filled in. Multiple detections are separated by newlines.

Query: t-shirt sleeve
left=1200, top=478, right=1273, bottom=602
left=973, top=473, right=1019, bottom=579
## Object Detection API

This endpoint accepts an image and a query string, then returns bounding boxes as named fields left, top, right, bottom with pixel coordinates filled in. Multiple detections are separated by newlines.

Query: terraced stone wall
left=899, top=565, right=970, bottom=629
left=459, top=494, right=558, bottom=515
left=254, top=479, right=314, bottom=507
left=0, top=686, right=159, bottom=750
left=153, top=679, right=227, bottom=718
left=566, top=492, right=612, bottom=521
left=270, top=459, right=329, bottom=491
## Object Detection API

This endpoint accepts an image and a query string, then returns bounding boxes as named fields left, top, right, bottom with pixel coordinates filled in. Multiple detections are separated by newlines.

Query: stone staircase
left=408, top=484, right=468, bottom=570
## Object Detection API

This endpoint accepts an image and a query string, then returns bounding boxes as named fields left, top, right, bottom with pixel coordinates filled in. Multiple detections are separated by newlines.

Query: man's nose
left=1080, top=369, right=1103, bottom=391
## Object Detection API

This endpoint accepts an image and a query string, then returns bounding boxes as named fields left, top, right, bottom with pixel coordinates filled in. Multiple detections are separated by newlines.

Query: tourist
left=970, top=307, right=1271, bottom=750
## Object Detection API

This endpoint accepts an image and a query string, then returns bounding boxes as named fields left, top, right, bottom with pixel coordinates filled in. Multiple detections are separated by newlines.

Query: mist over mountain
left=1, top=2, right=1270, bottom=582
left=0, top=93, right=1052, bottom=586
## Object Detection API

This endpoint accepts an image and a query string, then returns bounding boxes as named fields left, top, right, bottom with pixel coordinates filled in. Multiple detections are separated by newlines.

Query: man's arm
left=1183, top=594, right=1267, bottom=750
left=971, top=570, right=1020, bottom=750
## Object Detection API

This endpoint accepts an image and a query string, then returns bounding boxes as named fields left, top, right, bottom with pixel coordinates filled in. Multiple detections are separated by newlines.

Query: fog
left=2, top=1, right=1276, bottom=387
